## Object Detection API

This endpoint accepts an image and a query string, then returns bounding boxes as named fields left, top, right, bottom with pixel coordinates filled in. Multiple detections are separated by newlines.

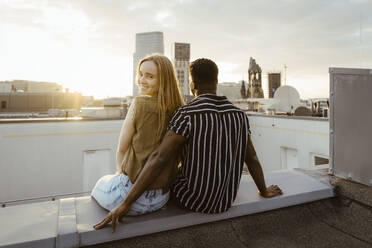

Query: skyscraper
left=132, top=32, right=164, bottom=96
left=172, top=42, right=191, bottom=99
left=268, top=72, right=281, bottom=98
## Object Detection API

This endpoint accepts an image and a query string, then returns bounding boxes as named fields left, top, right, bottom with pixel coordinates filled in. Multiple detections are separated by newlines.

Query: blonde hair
left=137, top=54, right=184, bottom=138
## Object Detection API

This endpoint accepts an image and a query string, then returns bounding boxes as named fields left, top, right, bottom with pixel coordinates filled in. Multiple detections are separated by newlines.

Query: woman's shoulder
left=133, top=96, right=157, bottom=105
left=132, top=96, right=159, bottom=114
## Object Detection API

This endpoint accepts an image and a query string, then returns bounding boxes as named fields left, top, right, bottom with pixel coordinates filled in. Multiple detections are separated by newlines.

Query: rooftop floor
left=90, top=170, right=372, bottom=248
left=89, top=197, right=372, bottom=248
left=0, top=170, right=334, bottom=248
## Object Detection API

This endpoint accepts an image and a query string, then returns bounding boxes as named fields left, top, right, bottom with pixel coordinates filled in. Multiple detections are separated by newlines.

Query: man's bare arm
left=245, top=136, right=282, bottom=197
left=94, top=130, right=185, bottom=232
left=121, top=130, right=184, bottom=207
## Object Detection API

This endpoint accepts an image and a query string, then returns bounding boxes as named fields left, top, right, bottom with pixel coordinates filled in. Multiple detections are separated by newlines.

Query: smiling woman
left=91, top=54, right=184, bottom=217
left=138, top=60, right=159, bottom=96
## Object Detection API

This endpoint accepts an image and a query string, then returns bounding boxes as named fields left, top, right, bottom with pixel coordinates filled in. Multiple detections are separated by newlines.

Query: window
left=310, top=153, right=329, bottom=168
left=314, top=156, right=329, bottom=166
left=1, top=101, right=6, bottom=109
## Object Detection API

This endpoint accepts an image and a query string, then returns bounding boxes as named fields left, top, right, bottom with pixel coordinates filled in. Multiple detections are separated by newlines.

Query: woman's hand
left=93, top=202, right=130, bottom=233
left=260, top=185, right=283, bottom=198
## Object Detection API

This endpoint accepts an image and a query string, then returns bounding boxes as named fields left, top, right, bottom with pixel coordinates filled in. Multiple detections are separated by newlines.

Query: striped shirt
left=168, top=93, right=251, bottom=213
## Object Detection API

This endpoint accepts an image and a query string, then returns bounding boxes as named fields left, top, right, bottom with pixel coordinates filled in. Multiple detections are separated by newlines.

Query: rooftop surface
left=0, top=170, right=334, bottom=248
left=90, top=169, right=372, bottom=248
left=89, top=197, right=372, bottom=248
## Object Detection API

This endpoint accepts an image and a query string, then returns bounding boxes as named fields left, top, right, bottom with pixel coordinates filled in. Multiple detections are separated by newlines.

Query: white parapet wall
left=248, top=114, right=329, bottom=171
left=0, top=119, right=122, bottom=204
left=0, top=115, right=329, bottom=204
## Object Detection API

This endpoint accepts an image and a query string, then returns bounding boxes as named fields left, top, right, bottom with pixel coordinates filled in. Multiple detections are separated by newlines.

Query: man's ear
left=190, top=81, right=195, bottom=90
left=190, top=81, right=196, bottom=96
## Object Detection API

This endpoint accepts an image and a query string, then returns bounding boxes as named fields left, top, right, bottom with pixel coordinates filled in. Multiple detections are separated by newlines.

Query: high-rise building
left=132, top=32, right=164, bottom=96
left=172, top=42, right=190, bottom=99
left=267, top=73, right=281, bottom=98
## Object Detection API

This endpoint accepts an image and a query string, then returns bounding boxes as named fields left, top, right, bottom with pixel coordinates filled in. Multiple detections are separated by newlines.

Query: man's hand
left=260, top=185, right=282, bottom=198
left=93, top=202, right=130, bottom=233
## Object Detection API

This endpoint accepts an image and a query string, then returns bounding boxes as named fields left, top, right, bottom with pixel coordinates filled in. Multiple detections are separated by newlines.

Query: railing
left=0, top=115, right=329, bottom=204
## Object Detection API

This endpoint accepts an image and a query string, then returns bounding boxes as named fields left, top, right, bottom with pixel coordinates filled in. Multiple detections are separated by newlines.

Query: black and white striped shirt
left=168, top=94, right=251, bottom=213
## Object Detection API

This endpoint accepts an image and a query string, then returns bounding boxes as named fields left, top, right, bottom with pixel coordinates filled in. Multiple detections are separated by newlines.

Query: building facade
left=132, top=32, right=164, bottom=96
left=268, top=73, right=281, bottom=98
left=0, top=80, right=63, bottom=93
left=0, top=82, right=12, bottom=93
left=0, top=92, right=82, bottom=113
left=172, top=42, right=191, bottom=99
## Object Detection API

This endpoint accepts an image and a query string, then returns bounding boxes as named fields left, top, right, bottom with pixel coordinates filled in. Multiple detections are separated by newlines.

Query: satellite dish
left=294, top=106, right=312, bottom=116
left=273, top=85, right=301, bottom=113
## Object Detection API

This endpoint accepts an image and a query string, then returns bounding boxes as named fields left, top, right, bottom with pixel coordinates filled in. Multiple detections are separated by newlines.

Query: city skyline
left=0, top=0, right=371, bottom=99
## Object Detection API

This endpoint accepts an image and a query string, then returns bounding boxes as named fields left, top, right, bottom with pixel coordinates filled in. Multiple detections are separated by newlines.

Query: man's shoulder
left=174, top=95, right=247, bottom=116
left=173, top=104, right=189, bottom=114
left=181, top=95, right=219, bottom=109
left=190, top=96, right=244, bottom=112
left=174, top=98, right=203, bottom=112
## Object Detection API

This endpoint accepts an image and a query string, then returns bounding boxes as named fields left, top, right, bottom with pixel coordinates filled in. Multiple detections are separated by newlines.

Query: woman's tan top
left=120, top=96, right=178, bottom=190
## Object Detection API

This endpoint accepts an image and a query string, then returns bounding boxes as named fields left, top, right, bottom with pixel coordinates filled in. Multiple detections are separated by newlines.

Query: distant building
left=0, top=92, right=82, bottom=113
left=248, top=57, right=264, bottom=98
left=307, top=98, right=329, bottom=117
left=267, top=73, right=281, bottom=98
left=217, top=82, right=242, bottom=101
left=0, top=80, right=63, bottom=93
left=103, top=97, right=123, bottom=107
left=132, top=32, right=164, bottom=96
left=0, top=80, right=79, bottom=114
left=0, top=82, right=12, bottom=93
left=172, top=42, right=191, bottom=99
left=239, top=80, right=248, bottom=99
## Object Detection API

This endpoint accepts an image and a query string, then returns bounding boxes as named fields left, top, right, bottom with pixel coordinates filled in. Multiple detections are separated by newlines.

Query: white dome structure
left=273, top=85, right=301, bottom=113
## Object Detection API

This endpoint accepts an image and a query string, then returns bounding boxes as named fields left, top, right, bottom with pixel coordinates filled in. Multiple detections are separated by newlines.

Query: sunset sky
left=0, top=0, right=371, bottom=99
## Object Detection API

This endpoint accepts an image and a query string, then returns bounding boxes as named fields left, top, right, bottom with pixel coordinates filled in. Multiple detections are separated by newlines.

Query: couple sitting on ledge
left=92, top=55, right=282, bottom=232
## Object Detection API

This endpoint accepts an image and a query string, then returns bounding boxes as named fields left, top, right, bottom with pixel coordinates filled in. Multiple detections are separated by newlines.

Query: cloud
left=1, top=0, right=372, bottom=98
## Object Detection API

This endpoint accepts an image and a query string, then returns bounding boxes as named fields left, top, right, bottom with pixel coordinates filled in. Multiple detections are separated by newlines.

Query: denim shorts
left=91, top=173, right=169, bottom=215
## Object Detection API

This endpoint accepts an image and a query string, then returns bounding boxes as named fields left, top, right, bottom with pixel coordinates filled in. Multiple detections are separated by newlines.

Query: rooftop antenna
left=360, top=12, right=363, bottom=68
left=283, top=64, right=287, bottom=86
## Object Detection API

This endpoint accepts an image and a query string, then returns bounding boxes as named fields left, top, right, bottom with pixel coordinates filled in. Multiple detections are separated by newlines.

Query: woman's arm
left=116, top=101, right=136, bottom=173
left=94, top=130, right=185, bottom=232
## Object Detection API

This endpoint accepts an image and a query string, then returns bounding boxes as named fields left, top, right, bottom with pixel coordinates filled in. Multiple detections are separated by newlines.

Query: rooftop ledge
left=0, top=170, right=334, bottom=248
